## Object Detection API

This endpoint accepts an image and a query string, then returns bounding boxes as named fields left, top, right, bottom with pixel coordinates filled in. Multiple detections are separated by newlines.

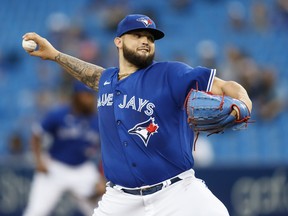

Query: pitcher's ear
left=114, top=37, right=122, bottom=48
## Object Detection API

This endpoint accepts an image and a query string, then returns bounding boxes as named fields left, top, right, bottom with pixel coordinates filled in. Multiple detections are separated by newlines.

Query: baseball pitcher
left=23, top=14, right=252, bottom=216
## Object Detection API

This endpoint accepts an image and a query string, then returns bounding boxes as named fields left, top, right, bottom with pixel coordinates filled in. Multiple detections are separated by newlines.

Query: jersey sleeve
left=166, top=62, right=216, bottom=106
left=40, top=110, right=59, bottom=135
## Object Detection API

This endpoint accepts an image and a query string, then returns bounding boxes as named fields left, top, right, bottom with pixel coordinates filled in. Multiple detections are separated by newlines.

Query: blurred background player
left=22, top=81, right=105, bottom=216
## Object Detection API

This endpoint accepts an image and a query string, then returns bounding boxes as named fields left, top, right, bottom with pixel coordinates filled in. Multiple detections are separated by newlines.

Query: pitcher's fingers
left=22, top=32, right=42, bottom=43
left=27, top=50, right=42, bottom=57
left=22, top=32, right=38, bottom=39
left=230, top=109, right=239, bottom=120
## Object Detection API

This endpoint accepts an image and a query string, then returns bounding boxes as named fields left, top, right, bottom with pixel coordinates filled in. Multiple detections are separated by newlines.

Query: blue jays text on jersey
left=97, top=61, right=216, bottom=188
left=98, top=94, right=155, bottom=116
left=35, top=106, right=100, bottom=166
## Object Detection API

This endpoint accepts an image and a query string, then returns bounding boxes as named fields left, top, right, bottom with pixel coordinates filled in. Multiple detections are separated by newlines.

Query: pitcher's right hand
left=22, top=32, right=59, bottom=61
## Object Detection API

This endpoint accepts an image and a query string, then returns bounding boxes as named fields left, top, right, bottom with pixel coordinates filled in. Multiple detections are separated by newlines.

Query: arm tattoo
left=55, top=53, right=105, bottom=91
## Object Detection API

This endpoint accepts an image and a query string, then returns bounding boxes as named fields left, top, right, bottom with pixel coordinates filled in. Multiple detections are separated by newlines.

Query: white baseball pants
left=93, top=169, right=229, bottom=216
left=23, top=159, right=100, bottom=216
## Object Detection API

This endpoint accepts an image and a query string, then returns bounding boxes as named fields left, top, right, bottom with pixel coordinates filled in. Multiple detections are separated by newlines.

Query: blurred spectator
left=1, top=132, right=33, bottom=168
left=221, top=45, right=261, bottom=100
left=273, top=0, right=288, bottom=30
left=222, top=45, right=285, bottom=121
left=46, top=12, right=71, bottom=51
left=60, top=26, right=88, bottom=56
left=251, top=1, right=269, bottom=32
left=220, top=44, right=247, bottom=81
left=169, top=0, right=193, bottom=12
left=172, top=51, right=194, bottom=66
left=46, top=12, right=71, bottom=34
left=8, top=132, right=25, bottom=155
left=196, top=40, right=218, bottom=69
left=253, top=67, right=285, bottom=121
left=100, top=2, right=129, bottom=32
left=235, top=56, right=260, bottom=99
left=78, top=39, right=100, bottom=63
left=227, top=1, right=246, bottom=31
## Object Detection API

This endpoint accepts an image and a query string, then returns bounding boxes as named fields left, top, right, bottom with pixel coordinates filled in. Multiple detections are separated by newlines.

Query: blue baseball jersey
left=38, top=106, right=100, bottom=166
left=97, top=61, right=216, bottom=187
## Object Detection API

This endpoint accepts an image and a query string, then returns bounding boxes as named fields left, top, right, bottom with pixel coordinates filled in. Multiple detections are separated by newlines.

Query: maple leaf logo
left=128, top=117, right=159, bottom=146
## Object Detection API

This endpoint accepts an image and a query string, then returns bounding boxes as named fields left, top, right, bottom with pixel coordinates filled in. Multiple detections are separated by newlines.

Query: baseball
left=22, top=39, right=37, bottom=52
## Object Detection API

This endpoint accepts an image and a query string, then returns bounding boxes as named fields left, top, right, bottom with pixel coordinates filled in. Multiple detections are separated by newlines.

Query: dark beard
left=123, top=43, right=154, bottom=69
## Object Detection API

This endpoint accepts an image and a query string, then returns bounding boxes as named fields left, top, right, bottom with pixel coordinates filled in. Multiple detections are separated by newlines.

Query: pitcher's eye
left=133, top=33, right=141, bottom=38
left=148, top=36, right=155, bottom=42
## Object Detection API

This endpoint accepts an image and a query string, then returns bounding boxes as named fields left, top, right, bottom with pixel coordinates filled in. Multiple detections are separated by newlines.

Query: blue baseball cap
left=116, top=14, right=165, bottom=40
left=73, top=81, right=95, bottom=94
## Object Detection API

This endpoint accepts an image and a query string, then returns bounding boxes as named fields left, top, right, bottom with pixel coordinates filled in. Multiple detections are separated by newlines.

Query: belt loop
left=163, top=179, right=171, bottom=188
left=177, top=169, right=195, bottom=180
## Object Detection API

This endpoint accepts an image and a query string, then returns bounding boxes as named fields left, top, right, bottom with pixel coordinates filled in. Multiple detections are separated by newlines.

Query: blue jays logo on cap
left=136, top=17, right=153, bottom=27
left=116, top=14, right=165, bottom=40
left=128, top=117, right=159, bottom=146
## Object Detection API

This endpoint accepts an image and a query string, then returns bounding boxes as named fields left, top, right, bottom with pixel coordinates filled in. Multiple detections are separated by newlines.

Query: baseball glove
left=185, top=89, right=251, bottom=135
